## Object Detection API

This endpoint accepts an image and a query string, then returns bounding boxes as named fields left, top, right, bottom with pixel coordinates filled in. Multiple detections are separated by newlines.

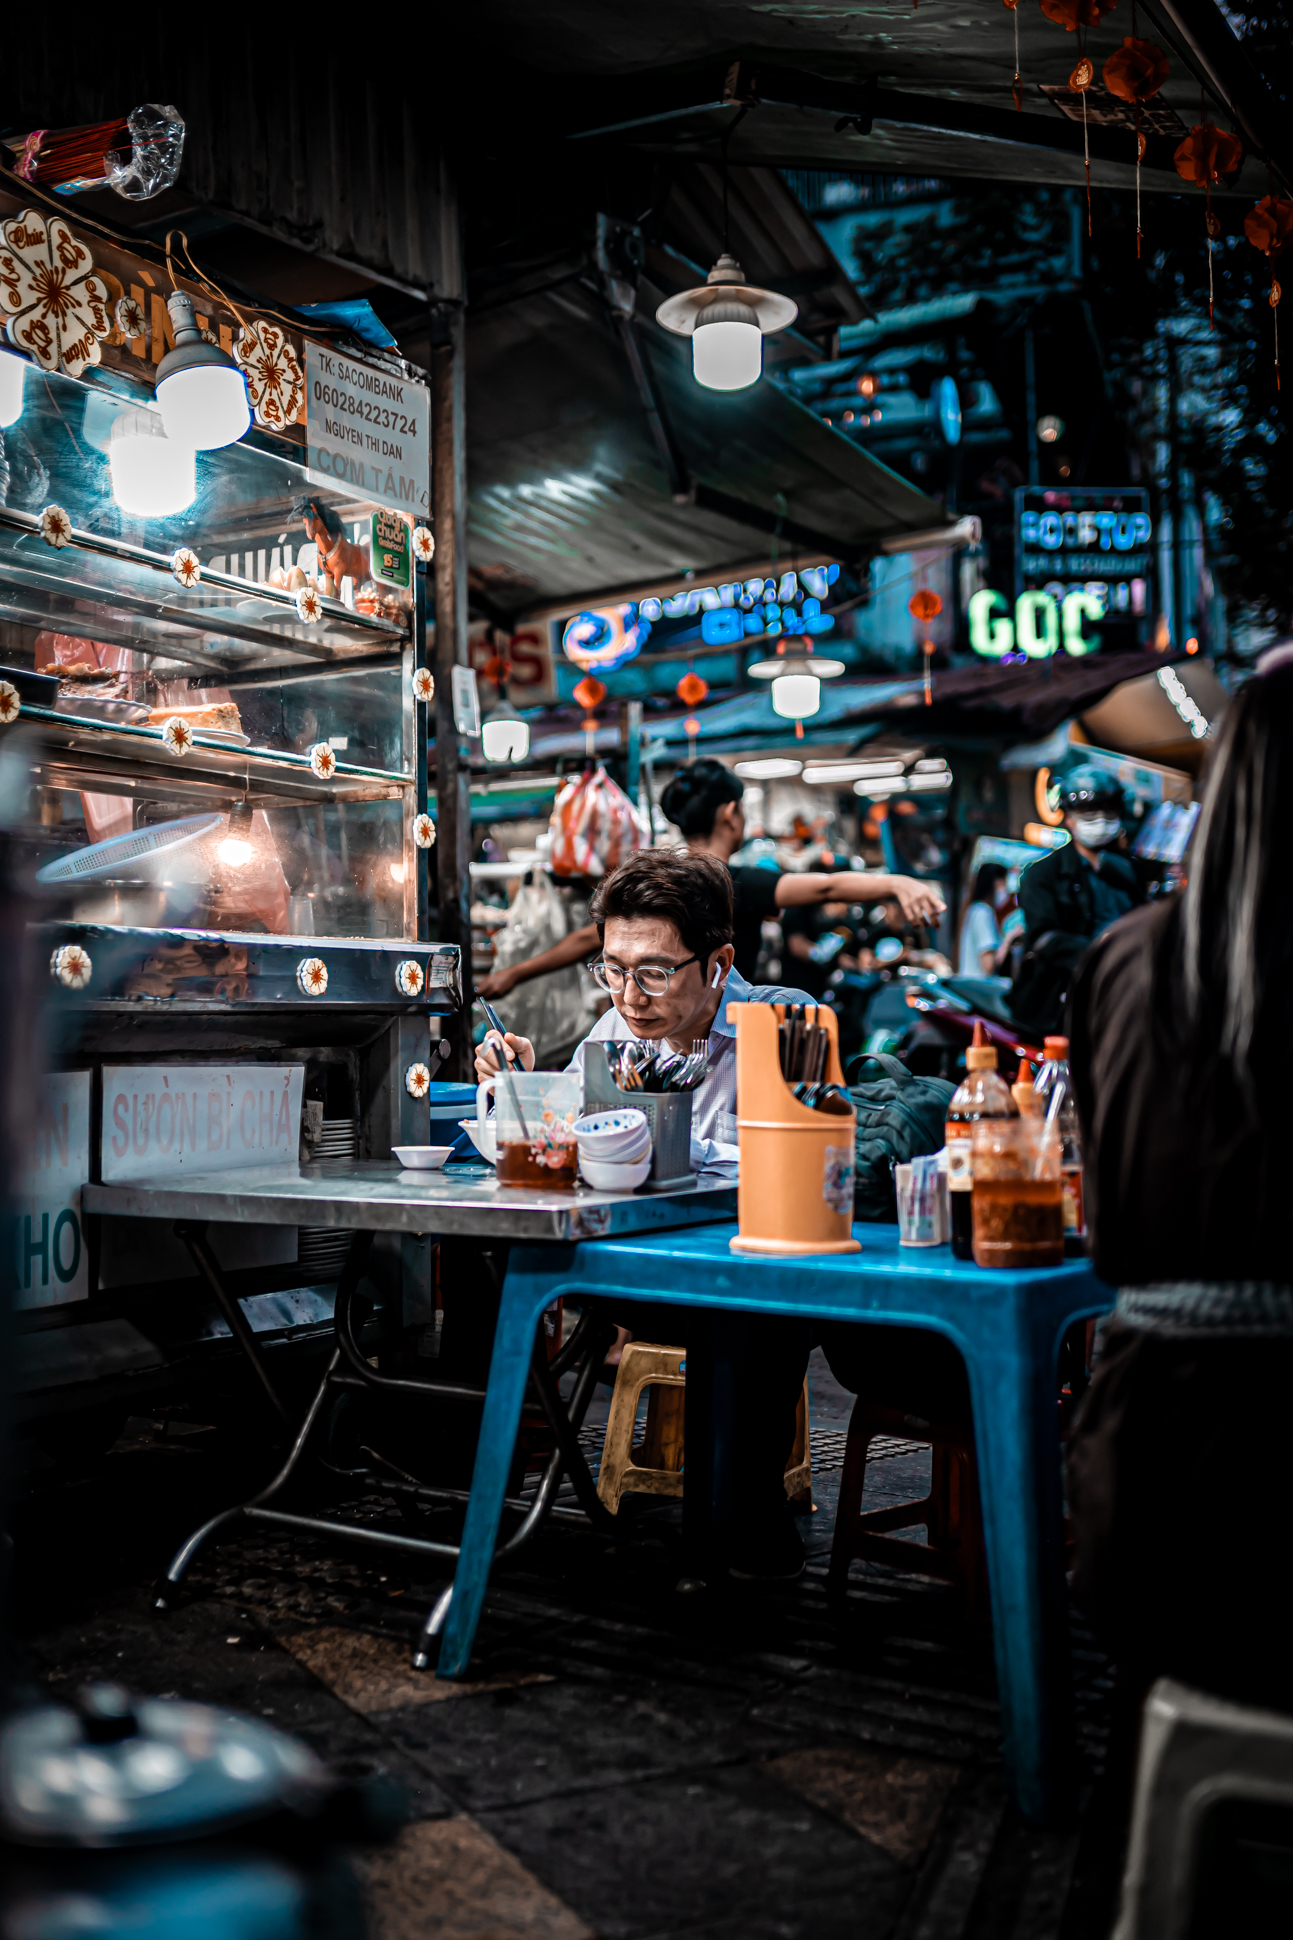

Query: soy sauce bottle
left=945, top=1022, right=1018, bottom=1261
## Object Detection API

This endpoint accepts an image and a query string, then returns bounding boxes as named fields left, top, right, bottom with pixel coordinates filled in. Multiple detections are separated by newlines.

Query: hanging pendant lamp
left=655, top=255, right=797, bottom=391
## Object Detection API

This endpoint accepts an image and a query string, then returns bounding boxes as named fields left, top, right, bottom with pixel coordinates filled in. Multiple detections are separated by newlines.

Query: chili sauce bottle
left=945, top=1022, right=1018, bottom=1261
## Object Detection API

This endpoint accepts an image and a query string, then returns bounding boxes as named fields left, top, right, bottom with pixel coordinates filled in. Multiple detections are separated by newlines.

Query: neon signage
left=560, top=565, right=840, bottom=671
left=562, top=603, right=652, bottom=673
left=969, top=588, right=1103, bottom=659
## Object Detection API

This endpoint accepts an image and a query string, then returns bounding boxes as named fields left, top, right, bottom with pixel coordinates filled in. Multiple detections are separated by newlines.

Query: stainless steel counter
left=83, top=1158, right=737, bottom=1242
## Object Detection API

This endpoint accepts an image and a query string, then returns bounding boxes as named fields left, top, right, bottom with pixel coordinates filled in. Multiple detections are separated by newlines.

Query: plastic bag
left=491, top=877, right=595, bottom=1065
left=548, top=764, right=646, bottom=880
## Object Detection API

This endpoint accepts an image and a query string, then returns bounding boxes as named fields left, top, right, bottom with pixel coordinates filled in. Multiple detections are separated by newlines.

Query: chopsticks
left=478, top=996, right=531, bottom=1140
left=779, top=1005, right=846, bottom=1114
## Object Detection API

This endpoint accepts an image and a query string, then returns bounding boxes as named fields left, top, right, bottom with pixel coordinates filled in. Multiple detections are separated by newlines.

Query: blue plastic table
left=436, top=1221, right=1111, bottom=1825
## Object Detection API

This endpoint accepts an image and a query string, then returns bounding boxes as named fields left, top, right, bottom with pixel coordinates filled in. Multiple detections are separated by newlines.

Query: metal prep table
left=84, top=1159, right=737, bottom=1636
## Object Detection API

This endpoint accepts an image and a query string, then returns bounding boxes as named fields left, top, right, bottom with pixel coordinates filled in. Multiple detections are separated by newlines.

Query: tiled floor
left=12, top=1352, right=1122, bottom=1939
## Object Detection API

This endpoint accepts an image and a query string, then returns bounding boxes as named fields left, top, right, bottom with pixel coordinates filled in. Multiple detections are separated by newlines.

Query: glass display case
left=0, top=357, right=428, bottom=939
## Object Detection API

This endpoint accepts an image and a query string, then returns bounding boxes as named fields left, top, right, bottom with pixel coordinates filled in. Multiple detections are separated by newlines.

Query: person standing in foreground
left=1007, top=766, right=1142, bottom=1038
left=478, top=758, right=944, bottom=995
left=474, top=848, right=819, bottom=1576
left=1066, top=658, right=1293, bottom=1712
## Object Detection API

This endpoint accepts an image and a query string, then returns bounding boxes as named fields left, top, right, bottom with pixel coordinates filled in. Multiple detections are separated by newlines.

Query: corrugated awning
left=465, top=275, right=951, bottom=618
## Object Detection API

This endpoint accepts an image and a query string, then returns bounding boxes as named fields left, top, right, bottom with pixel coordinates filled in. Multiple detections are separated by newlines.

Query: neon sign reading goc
left=969, top=588, right=1102, bottom=659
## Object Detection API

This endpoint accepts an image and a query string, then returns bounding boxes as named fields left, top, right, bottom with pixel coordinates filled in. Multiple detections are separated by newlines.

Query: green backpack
left=845, top=1051, right=955, bottom=1222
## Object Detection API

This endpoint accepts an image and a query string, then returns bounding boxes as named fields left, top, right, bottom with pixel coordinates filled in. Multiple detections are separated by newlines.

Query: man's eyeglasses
left=591, top=956, right=699, bottom=998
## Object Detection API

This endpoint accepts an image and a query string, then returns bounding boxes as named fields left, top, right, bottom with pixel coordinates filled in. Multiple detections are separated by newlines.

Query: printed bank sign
left=12, top=1071, right=91, bottom=1310
left=305, top=343, right=429, bottom=516
left=101, top=1065, right=304, bottom=1184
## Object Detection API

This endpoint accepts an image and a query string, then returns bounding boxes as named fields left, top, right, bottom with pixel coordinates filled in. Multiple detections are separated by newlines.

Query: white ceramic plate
left=393, top=1144, right=454, bottom=1171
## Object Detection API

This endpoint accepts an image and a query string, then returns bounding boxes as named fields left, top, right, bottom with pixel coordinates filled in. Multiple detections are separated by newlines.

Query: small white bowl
left=574, top=1109, right=652, bottom=1162
left=458, top=1118, right=497, bottom=1162
left=393, top=1145, right=454, bottom=1171
left=578, top=1152, right=653, bottom=1192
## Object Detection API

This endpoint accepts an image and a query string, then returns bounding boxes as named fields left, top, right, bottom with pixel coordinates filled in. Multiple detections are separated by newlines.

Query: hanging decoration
left=410, top=665, right=435, bottom=704
left=0, top=680, right=20, bottom=726
left=1039, top=0, right=1117, bottom=31
left=159, top=715, right=195, bottom=757
left=0, top=209, right=111, bottom=377
left=1174, top=123, right=1244, bottom=324
left=1244, top=193, right=1293, bottom=389
left=412, top=812, right=437, bottom=850
left=411, top=525, right=435, bottom=565
left=675, top=670, right=709, bottom=708
left=170, top=547, right=201, bottom=588
left=38, top=505, right=72, bottom=548
left=908, top=589, right=943, bottom=708
left=308, top=742, right=338, bottom=780
left=3, top=106, right=185, bottom=202
left=572, top=674, right=607, bottom=759
left=1069, top=56, right=1096, bottom=235
left=233, top=319, right=305, bottom=432
left=1002, top=0, right=1023, bottom=112
left=1103, top=36, right=1171, bottom=255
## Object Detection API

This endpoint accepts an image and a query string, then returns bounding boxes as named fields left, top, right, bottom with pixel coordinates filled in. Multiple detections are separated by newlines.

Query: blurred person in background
left=958, top=862, right=1013, bottom=976
left=479, top=758, right=943, bottom=996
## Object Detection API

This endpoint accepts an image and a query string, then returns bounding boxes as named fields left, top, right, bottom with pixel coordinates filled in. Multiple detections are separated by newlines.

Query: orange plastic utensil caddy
left=728, top=1002, right=861, bottom=1255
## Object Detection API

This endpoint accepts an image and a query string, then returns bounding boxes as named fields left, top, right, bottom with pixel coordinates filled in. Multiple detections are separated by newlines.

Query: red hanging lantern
left=1175, top=125, right=1244, bottom=325
left=572, top=674, right=607, bottom=712
left=483, top=653, right=511, bottom=687
left=1102, top=36, right=1169, bottom=100
left=907, top=589, right=943, bottom=623
left=1039, top=0, right=1116, bottom=31
left=1244, top=194, right=1293, bottom=391
left=675, top=670, right=709, bottom=707
left=1102, top=37, right=1170, bottom=256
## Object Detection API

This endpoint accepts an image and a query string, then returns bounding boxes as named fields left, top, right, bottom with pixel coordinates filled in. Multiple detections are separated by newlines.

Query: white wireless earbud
left=711, top=962, right=725, bottom=988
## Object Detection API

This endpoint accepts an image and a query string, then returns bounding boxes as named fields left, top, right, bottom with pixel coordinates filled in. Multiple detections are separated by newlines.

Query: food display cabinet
left=0, top=350, right=459, bottom=1442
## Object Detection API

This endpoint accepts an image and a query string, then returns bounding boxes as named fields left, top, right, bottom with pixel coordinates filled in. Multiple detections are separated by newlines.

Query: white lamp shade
left=109, top=415, right=196, bottom=518
left=481, top=715, right=530, bottom=764
left=0, top=349, right=25, bottom=428
left=692, top=319, right=762, bottom=391
left=770, top=673, right=821, bottom=720
left=156, top=363, right=250, bottom=451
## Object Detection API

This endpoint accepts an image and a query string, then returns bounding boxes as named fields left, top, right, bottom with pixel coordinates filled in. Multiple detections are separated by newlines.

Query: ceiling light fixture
left=913, top=757, right=948, bottom=773
left=803, top=759, right=904, bottom=785
left=733, top=756, right=804, bottom=780
left=655, top=255, right=797, bottom=392
left=217, top=800, right=255, bottom=868
left=748, top=642, right=846, bottom=732
left=0, top=348, right=26, bottom=428
left=156, top=289, right=250, bottom=450
left=109, top=406, right=195, bottom=518
left=481, top=692, right=530, bottom=765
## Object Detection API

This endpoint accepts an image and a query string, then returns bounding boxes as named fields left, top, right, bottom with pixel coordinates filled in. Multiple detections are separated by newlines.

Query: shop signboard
left=371, top=508, right=411, bottom=589
left=968, top=588, right=1104, bottom=659
left=305, top=342, right=430, bottom=516
left=12, top=1071, right=91, bottom=1309
left=1014, top=487, right=1151, bottom=618
left=100, top=1064, right=304, bottom=1184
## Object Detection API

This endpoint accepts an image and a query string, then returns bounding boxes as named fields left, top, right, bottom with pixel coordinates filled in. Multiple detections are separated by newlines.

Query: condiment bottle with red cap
left=945, top=1021, right=1018, bottom=1261
left=1034, top=1034, right=1086, bottom=1252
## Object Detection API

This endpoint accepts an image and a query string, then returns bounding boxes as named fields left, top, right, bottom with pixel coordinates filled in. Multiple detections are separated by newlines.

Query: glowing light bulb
left=217, top=837, right=254, bottom=867
left=388, top=860, right=406, bottom=883
left=0, top=349, right=25, bottom=428
left=770, top=673, right=821, bottom=720
left=155, top=291, right=250, bottom=451
left=692, top=317, right=762, bottom=391
left=109, top=408, right=195, bottom=518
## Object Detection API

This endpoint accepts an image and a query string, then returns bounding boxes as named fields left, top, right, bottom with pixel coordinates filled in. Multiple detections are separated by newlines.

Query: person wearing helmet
left=1007, top=764, right=1142, bottom=1038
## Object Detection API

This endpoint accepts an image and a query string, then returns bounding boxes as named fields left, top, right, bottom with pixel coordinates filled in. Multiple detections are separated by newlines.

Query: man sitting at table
left=466, top=848, right=818, bottom=1578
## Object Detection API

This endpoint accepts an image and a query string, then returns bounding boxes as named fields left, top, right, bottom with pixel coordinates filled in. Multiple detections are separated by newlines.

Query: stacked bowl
left=574, top=1109, right=653, bottom=1191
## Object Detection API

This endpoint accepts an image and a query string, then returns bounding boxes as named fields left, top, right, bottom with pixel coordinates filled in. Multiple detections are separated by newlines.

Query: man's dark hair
left=660, top=758, right=743, bottom=838
left=589, top=849, right=734, bottom=971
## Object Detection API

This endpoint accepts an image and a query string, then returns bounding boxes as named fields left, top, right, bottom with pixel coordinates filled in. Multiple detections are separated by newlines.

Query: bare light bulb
left=217, top=837, right=254, bottom=867
left=109, top=408, right=195, bottom=518
left=692, top=317, right=762, bottom=391
left=388, top=860, right=406, bottom=883
left=0, top=349, right=25, bottom=428
left=770, top=673, right=821, bottom=720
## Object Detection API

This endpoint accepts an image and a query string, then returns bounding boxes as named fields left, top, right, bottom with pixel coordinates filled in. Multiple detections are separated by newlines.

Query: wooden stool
left=596, top=1341, right=812, bottom=1514
left=826, top=1398, right=988, bottom=1619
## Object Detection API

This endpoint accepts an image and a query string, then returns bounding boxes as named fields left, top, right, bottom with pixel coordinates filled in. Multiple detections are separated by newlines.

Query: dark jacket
left=1007, top=839, right=1141, bottom=1038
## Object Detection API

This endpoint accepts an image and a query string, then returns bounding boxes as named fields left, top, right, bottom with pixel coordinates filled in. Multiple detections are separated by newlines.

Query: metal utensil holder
left=583, top=1043, right=695, bottom=1190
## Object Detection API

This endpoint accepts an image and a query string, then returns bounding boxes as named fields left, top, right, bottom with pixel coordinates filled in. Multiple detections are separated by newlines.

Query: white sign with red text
left=101, top=1065, right=304, bottom=1183
left=13, top=1071, right=91, bottom=1309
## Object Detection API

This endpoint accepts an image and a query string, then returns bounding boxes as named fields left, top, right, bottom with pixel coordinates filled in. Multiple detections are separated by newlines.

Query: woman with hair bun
left=479, top=757, right=943, bottom=995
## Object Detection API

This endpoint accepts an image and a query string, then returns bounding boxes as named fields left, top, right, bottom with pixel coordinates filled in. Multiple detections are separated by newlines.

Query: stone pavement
left=12, top=1353, right=1123, bottom=1939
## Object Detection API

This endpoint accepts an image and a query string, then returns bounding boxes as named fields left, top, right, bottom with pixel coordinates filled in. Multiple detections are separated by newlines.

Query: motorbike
left=829, top=966, right=1043, bottom=1080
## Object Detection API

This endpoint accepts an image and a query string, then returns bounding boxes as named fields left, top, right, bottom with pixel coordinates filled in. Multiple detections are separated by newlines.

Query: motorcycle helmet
left=1056, top=764, right=1124, bottom=815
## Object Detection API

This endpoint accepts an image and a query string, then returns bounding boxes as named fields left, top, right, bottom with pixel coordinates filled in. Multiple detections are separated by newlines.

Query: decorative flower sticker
left=404, top=1062, right=432, bottom=1099
left=50, top=943, right=92, bottom=990
left=0, top=680, right=20, bottom=725
left=410, top=666, right=435, bottom=704
left=115, top=294, right=145, bottom=341
left=233, top=319, right=304, bottom=432
left=39, top=504, right=71, bottom=548
left=411, top=525, right=435, bottom=564
left=395, top=959, right=425, bottom=997
left=412, top=812, right=436, bottom=850
left=171, top=547, right=201, bottom=588
left=296, top=956, right=329, bottom=996
left=160, top=716, right=195, bottom=756
left=1, top=209, right=111, bottom=377
left=295, top=584, right=323, bottom=625
left=308, top=742, right=337, bottom=780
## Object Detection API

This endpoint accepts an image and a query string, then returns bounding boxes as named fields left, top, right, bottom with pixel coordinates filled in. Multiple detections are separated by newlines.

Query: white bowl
left=458, top=1117, right=497, bottom=1162
left=393, top=1145, right=454, bottom=1171
left=574, top=1109, right=652, bottom=1162
left=578, top=1152, right=653, bottom=1192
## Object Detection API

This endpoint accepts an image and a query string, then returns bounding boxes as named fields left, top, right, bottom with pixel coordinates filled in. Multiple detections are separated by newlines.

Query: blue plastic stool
left=434, top=1221, right=1110, bottom=1826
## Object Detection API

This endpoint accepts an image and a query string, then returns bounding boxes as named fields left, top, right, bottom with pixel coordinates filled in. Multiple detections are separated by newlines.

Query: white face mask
left=1073, top=813, right=1121, bottom=849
